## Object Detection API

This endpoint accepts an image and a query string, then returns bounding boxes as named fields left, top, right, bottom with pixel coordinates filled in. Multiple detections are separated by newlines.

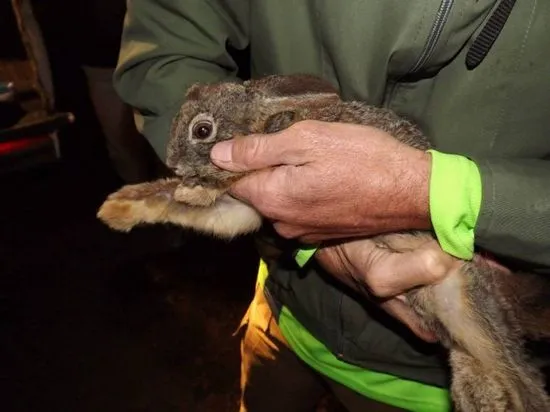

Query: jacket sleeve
left=474, top=157, right=550, bottom=272
left=113, top=0, right=249, bottom=159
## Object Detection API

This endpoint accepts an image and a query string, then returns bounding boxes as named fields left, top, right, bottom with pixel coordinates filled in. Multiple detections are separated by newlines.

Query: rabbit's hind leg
left=449, top=349, right=513, bottom=412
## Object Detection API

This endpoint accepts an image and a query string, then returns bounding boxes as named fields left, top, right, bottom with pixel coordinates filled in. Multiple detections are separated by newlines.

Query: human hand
left=315, top=235, right=459, bottom=342
left=210, top=120, right=432, bottom=243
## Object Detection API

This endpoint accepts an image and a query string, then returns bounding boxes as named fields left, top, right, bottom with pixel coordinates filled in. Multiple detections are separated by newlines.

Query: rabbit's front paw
left=97, top=199, right=143, bottom=232
left=107, top=178, right=180, bottom=201
left=97, top=196, right=174, bottom=232
left=174, top=184, right=223, bottom=207
left=97, top=179, right=179, bottom=231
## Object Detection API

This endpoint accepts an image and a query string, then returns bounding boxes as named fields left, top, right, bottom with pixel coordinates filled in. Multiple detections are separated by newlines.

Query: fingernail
left=210, top=141, right=233, bottom=164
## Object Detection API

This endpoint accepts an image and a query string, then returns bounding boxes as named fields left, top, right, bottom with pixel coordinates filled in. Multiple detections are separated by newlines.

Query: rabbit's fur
left=98, top=74, right=550, bottom=411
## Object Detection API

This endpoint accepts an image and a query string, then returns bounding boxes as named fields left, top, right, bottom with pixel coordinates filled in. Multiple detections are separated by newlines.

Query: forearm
left=296, top=150, right=550, bottom=274
left=113, top=0, right=248, bottom=159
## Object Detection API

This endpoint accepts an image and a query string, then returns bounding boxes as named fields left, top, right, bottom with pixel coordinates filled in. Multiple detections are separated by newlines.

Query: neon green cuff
left=427, top=150, right=482, bottom=260
left=294, top=245, right=319, bottom=267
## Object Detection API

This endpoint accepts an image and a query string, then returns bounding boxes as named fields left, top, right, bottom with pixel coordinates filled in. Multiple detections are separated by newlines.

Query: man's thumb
left=210, top=134, right=280, bottom=172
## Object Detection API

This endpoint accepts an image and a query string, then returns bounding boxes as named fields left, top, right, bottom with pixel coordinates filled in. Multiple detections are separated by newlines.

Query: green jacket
left=114, top=1, right=550, bottom=410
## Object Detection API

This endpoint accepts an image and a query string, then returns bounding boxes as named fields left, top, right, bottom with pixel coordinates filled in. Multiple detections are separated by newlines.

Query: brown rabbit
left=97, top=74, right=550, bottom=412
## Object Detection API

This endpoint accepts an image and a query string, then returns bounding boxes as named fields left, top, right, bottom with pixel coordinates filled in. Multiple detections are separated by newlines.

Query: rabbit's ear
left=185, top=81, right=245, bottom=101
left=250, top=74, right=339, bottom=99
left=256, top=74, right=338, bottom=96
left=185, top=83, right=202, bottom=100
left=250, top=75, right=341, bottom=121
left=248, top=75, right=341, bottom=133
left=264, top=111, right=298, bottom=134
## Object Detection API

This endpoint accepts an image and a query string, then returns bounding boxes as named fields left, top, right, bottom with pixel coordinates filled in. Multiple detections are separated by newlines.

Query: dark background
left=1, top=1, right=262, bottom=411
left=4, top=2, right=548, bottom=411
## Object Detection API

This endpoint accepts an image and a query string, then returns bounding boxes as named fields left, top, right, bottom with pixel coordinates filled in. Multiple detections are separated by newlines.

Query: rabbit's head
left=166, top=74, right=341, bottom=189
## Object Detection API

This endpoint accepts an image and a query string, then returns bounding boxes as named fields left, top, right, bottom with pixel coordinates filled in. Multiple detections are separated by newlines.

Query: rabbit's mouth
left=170, top=164, right=197, bottom=180
left=172, top=169, right=211, bottom=189
left=171, top=162, right=238, bottom=190
left=179, top=177, right=244, bottom=197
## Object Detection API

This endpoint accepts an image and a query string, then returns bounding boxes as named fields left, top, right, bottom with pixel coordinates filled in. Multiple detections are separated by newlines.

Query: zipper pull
left=466, top=0, right=517, bottom=70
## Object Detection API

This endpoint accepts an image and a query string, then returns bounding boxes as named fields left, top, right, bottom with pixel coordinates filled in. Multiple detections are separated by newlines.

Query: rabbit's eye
left=192, top=121, right=214, bottom=139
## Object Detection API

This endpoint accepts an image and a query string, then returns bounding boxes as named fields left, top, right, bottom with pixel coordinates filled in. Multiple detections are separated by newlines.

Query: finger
left=226, top=169, right=272, bottom=207
left=228, top=167, right=295, bottom=219
left=367, top=245, right=456, bottom=298
left=314, top=246, right=363, bottom=292
left=230, top=164, right=315, bottom=219
left=210, top=128, right=310, bottom=172
left=272, top=222, right=355, bottom=243
left=380, top=299, right=439, bottom=343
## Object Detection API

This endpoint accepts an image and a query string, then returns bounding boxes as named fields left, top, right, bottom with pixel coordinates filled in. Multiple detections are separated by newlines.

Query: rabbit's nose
left=167, top=163, right=188, bottom=178
left=165, top=153, right=179, bottom=172
left=167, top=162, right=184, bottom=176
left=168, top=163, right=190, bottom=178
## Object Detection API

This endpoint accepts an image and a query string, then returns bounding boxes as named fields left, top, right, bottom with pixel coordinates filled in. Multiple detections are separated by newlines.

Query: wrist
left=353, top=145, right=432, bottom=234
left=376, top=147, right=432, bottom=231
left=408, top=149, right=433, bottom=230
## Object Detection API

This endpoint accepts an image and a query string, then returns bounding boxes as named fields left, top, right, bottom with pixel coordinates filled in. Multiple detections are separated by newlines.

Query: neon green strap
left=278, top=305, right=451, bottom=412
left=255, top=262, right=451, bottom=411
left=428, top=150, right=482, bottom=260
left=293, top=245, right=319, bottom=267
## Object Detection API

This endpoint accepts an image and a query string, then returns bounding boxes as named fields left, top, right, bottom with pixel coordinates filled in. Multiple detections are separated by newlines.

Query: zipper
left=383, top=0, right=455, bottom=107
left=408, top=0, right=456, bottom=74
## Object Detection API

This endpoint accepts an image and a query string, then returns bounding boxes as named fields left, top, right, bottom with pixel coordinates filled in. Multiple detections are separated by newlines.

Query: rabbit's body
left=98, top=74, right=550, bottom=411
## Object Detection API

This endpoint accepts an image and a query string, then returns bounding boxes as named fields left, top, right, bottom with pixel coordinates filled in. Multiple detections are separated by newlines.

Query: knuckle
left=369, top=282, right=391, bottom=298
left=234, top=136, right=266, bottom=166
left=301, top=235, right=319, bottom=244
left=362, top=252, right=392, bottom=298
left=364, top=270, right=390, bottom=298
left=274, top=223, right=297, bottom=239
left=421, top=248, right=450, bottom=281
left=283, top=121, right=327, bottom=162
left=288, top=119, right=319, bottom=139
left=289, top=119, right=309, bottom=132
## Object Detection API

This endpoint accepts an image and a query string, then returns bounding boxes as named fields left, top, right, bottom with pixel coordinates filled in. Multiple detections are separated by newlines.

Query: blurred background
left=0, top=1, right=262, bottom=411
